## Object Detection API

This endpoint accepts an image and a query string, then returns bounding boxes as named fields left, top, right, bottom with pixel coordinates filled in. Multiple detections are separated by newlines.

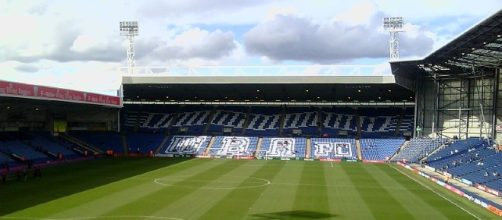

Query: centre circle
left=153, top=176, right=271, bottom=190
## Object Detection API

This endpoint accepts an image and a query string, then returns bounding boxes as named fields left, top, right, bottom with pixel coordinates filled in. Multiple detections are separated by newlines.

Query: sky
left=0, top=0, right=501, bottom=95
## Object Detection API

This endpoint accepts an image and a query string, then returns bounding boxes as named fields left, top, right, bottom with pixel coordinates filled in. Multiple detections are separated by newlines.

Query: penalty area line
left=389, top=164, right=482, bottom=220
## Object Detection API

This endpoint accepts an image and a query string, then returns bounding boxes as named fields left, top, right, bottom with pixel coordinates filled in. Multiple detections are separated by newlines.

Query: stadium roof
left=122, top=75, right=396, bottom=84
left=122, top=75, right=414, bottom=104
left=391, top=9, right=502, bottom=78
left=0, top=80, right=121, bottom=108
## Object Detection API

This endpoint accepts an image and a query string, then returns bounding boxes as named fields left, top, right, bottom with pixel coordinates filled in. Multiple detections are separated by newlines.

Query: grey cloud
left=244, top=14, right=434, bottom=62
left=4, top=26, right=235, bottom=63
left=15, top=64, right=39, bottom=73
left=5, top=23, right=128, bottom=63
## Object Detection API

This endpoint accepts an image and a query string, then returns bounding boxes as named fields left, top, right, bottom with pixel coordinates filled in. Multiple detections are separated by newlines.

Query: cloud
left=146, top=28, right=236, bottom=61
left=244, top=14, right=434, bottom=62
left=15, top=64, right=39, bottom=72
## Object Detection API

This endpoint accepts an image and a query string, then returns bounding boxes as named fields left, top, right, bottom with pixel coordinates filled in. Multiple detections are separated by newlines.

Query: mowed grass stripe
left=85, top=159, right=243, bottom=217
left=343, top=163, right=415, bottom=219
left=246, top=160, right=304, bottom=218
left=2, top=158, right=187, bottom=217
left=151, top=159, right=267, bottom=219
left=198, top=160, right=286, bottom=219
left=325, top=163, right=374, bottom=219
left=365, top=164, right=449, bottom=220
left=45, top=159, right=220, bottom=218
left=290, top=161, right=332, bottom=219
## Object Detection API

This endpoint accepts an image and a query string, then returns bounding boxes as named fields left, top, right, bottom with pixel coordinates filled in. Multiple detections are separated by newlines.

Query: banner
left=0, top=80, right=121, bottom=107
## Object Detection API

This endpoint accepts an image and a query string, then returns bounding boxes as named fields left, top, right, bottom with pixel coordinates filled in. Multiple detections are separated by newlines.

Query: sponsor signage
left=460, top=178, right=473, bottom=186
left=0, top=80, right=121, bottom=107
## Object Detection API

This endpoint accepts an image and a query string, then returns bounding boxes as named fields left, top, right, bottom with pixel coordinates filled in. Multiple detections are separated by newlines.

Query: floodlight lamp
left=120, top=21, right=139, bottom=36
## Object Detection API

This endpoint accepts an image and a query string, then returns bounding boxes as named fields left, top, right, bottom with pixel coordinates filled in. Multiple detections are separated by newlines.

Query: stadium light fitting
left=305, top=89, right=309, bottom=92
left=383, top=17, right=404, bottom=61
left=120, top=21, right=139, bottom=75
left=357, top=89, right=362, bottom=93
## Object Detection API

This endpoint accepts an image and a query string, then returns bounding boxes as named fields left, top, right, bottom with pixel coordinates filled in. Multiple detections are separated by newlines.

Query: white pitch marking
left=153, top=176, right=271, bottom=190
left=389, top=164, right=482, bottom=220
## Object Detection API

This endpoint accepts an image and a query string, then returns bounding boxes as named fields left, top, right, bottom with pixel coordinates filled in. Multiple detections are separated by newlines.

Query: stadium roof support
left=391, top=9, right=502, bottom=79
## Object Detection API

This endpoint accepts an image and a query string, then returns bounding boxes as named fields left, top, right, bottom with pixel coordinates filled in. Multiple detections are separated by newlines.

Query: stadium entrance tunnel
left=0, top=157, right=192, bottom=216
left=251, top=210, right=339, bottom=219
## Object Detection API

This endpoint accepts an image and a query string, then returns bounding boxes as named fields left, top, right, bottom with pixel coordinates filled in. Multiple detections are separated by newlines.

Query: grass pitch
left=0, top=158, right=498, bottom=219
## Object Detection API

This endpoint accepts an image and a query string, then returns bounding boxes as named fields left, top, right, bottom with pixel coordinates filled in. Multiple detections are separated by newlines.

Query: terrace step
left=306, top=138, right=311, bottom=159
left=204, top=136, right=217, bottom=156
left=59, top=133, right=102, bottom=155
left=390, top=140, right=409, bottom=161
left=355, top=139, right=362, bottom=160
left=255, top=137, right=263, bottom=158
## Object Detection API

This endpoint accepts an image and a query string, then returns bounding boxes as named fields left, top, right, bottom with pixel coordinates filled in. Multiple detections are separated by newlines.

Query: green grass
left=0, top=158, right=499, bottom=219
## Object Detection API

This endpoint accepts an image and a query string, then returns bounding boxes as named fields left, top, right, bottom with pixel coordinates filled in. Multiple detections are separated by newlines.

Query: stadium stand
left=71, top=132, right=124, bottom=153
left=258, top=137, right=306, bottom=159
left=29, top=133, right=78, bottom=158
left=170, top=106, right=211, bottom=135
left=126, top=133, right=165, bottom=153
left=0, top=152, right=15, bottom=165
left=206, top=107, right=247, bottom=135
left=0, top=139, right=49, bottom=163
left=425, top=138, right=486, bottom=163
left=208, top=136, right=258, bottom=157
left=157, top=135, right=210, bottom=156
left=320, top=107, right=357, bottom=137
left=425, top=138, right=502, bottom=192
left=311, top=138, right=357, bottom=160
left=360, top=138, right=404, bottom=161
left=122, top=106, right=413, bottom=138
left=392, top=138, right=445, bottom=162
left=244, top=107, right=281, bottom=136
left=282, top=107, right=319, bottom=136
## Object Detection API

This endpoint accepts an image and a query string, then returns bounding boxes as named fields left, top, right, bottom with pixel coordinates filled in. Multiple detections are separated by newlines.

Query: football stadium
left=1, top=3, right=502, bottom=220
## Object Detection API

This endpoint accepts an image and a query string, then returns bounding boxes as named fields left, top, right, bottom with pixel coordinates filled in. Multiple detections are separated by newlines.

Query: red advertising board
left=0, top=80, right=121, bottom=107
